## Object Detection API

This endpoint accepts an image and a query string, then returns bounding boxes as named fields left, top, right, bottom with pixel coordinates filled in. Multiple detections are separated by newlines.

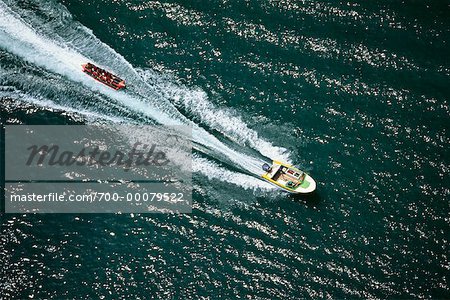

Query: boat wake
left=0, top=0, right=287, bottom=192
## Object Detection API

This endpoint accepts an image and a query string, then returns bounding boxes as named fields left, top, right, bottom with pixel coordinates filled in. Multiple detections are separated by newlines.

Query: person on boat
left=85, top=63, right=94, bottom=72
left=88, top=64, right=97, bottom=73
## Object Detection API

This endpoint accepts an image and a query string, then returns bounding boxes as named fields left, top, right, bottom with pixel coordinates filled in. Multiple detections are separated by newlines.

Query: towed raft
left=262, top=160, right=316, bottom=194
left=82, top=63, right=126, bottom=90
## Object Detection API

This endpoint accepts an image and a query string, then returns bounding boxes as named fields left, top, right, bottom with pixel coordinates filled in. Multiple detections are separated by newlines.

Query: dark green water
left=1, top=0, right=449, bottom=298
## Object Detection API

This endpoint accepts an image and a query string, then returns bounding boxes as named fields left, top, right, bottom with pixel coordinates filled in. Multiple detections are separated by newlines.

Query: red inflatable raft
left=82, top=63, right=126, bottom=90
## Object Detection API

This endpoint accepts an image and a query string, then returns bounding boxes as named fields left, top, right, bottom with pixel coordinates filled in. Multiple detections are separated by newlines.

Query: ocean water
left=0, top=0, right=449, bottom=298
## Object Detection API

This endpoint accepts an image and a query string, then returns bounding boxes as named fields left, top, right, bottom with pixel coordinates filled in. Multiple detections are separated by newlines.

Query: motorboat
left=82, top=62, right=125, bottom=90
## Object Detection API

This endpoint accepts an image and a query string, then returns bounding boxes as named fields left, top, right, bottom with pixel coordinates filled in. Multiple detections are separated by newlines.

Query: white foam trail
left=177, top=89, right=291, bottom=161
left=0, top=90, right=129, bottom=123
left=192, top=156, right=275, bottom=191
left=138, top=69, right=292, bottom=163
left=0, top=1, right=265, bottom=176
left=1, top=90, right=271, bottom=190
